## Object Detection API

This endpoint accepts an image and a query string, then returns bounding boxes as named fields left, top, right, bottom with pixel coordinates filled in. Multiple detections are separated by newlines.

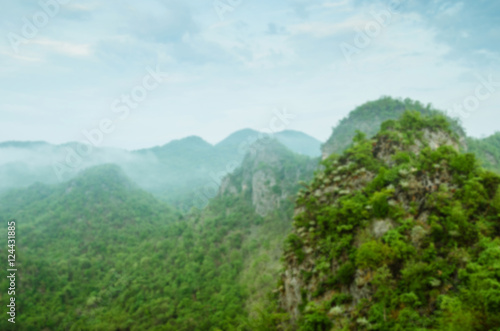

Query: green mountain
left=0, top=129, right=320, bottom=210
left=274, top=130, right=322, bottom=158
left=467, top=132, right=500, bottom=172
left=2, top=97, right=500, bottom=330
left=214, top=129, right=321, bottom=157
left=275, top=112, right=500, bottom=330
left=321, top=97, right=465, bottom=158
left=0, top=164, right=181, bottom=330
left=0, top=139, right=316, bottom=330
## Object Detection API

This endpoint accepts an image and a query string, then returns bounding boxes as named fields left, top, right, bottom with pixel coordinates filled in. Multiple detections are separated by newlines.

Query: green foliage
left=299, top=302, right=332, bottom=331
left=370, top=190, right=392, bottom=218
left=322, top=96, right=464, bottom=156
left=282, top=111, right=500, bottom=330
left=0, top=161, right=304, bottom=331
left=466, top=132, right=500, bottom=173
left=356, top=240, right=394, bottom=269
left=336, top=261, right=356, bottom=285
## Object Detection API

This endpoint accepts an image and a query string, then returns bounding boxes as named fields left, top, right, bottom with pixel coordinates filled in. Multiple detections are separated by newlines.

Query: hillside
left=0, top=140, right=317, bottom=330
left=321, top=97, right=465, bottom=159
left=0, top=165, right=181, bottom=330
left=215, top=129, right=321, bottom=158
left=467, top=132, right=500, bottom=173
left=2, top=98, right=500, bottom=330
left=275, top=112, right=500, bottom=330
left=0, top=129, right=320, bottom=210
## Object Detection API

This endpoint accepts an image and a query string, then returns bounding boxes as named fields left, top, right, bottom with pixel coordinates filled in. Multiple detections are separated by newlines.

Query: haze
left=1, top=0, right=499, bottom=149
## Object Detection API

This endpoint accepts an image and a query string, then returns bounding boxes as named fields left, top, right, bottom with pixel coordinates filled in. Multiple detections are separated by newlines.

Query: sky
left=0, top=0, right=499, bottom=150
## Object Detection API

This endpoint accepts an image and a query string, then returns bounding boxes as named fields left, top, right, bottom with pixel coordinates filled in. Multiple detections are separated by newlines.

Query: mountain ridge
left=276, top=111, right=500, bottom=330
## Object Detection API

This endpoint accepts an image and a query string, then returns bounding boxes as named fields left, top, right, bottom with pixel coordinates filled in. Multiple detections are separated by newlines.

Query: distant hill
left=466, top=132, right=500, bottom=172
left=274, top=130, right=322, bottom=157
left=214, top=129, right=321, bottom=158
left=0, top=164, right=181, bottom=330
left=0, top=129, right=320, bottom=210
left=0, top=139, right=315, bottom=330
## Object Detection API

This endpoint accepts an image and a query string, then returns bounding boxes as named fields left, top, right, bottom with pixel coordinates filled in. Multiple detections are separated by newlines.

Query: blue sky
left=1, top=0, right=499, bottom=149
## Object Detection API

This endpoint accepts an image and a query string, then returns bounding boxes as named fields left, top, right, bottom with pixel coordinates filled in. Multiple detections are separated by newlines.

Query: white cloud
left=288, top=17, right=372, bottom=38
left=30, top=39, right=92, bottom=57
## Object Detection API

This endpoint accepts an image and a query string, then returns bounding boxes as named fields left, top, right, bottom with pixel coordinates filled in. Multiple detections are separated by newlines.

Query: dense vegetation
left=277, top=112, right=500, bottom=330
left=0, top=130, right=320, bottom=211
left=322, top=97, right=465, bottom=157
left=0, top=140, right=314, bottom=330
left=1, top=99, right=500, bottom=330
left=467, top=132, right=500, bottom=173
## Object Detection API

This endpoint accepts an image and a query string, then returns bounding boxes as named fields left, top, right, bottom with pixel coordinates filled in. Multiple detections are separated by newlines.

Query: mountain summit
left=277, top=111, right=500, bottom=330
left=321, top=97, right=465, bottom=159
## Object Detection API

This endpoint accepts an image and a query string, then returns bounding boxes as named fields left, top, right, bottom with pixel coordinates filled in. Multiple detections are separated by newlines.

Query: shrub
left=356, top=240, right=394, bottom=269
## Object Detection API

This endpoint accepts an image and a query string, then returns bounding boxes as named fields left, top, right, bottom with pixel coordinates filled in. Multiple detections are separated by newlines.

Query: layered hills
left=1, top=97, right=500, bottom=330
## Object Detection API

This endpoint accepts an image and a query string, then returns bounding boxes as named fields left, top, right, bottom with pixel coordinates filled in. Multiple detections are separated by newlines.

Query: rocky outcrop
left=219, top=138, right=317, bottom=216
left=277, top=112, right=481, bottom=329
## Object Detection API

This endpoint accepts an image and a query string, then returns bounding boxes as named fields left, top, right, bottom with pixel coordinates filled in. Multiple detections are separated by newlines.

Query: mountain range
left=0, top=129, right=321, bottom=210
left=1, top=97, right=500, bottom=330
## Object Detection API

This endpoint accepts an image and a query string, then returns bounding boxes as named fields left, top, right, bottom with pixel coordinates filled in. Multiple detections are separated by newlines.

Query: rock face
left=277, top=112, right=500, bottom=330
left=219, top=138, right=317, bottom=216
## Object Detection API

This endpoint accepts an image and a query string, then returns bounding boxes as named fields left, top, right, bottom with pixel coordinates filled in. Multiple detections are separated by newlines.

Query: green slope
left=275, top=112, right=500, bottom=330
left=0, top=140, right=316, bottom=330
left=322, top=96, right=465, bottom=158
left=466, top=132, right=500, bottom=173
left=0, top=165, right=181, bottom=330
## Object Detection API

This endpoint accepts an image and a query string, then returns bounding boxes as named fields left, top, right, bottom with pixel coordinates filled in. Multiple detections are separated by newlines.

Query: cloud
left=0, top=0, right=499, bottom=149
left=352, top=0, right=500, bottom=66
left=30, top=39, right=92, bottom=57
left=288, top=18, right=368, bottom=38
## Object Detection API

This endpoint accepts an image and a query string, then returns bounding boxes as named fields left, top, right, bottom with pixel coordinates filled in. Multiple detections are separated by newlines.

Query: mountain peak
left=220, top=138, right=315, bottom=216
left=215, top=128, right=260, bottom=149
left=277, top=111, right=499, bottom=329
left=66, top=164, right=135, bottom=195
left=322, top=96, right=465, bottom=159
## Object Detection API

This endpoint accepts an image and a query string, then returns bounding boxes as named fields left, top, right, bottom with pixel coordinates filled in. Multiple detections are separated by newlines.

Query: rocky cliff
left=219, top=138, right=317, bottom=216
left=277, top=111, right=500, bottom=330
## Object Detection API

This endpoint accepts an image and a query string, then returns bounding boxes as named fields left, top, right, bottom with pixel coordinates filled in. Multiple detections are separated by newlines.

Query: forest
left=1, top=98, right=500, bottom=330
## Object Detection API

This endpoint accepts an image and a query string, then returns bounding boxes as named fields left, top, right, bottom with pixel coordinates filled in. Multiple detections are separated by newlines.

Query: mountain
left=275, top=111, right=500, bottom=330
left=215, top=129, right=322, bottom=158
left=0, top=139, right=317, bottom=330
left=467, top=132, right=500, bottom=172
left=2, top=97, right=500, bottom=330
left=0, top=141, right=51, bottom=148
left=274, top=130, right=322, bottom=157
left=321, top=96, right=465, bottom=159
left=0, top=164, right=181, bottom=330
left=215, top=128, right=261, bottom=150
left=220, top=138, right=317, bottom=216
left=0, top=129, right=320, bottom=210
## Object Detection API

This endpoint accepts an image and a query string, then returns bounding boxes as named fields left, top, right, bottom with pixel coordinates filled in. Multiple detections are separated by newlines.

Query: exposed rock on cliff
left=219, top=138, right=317, bottom=216
left=278, top=111, right=500, bottom=330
